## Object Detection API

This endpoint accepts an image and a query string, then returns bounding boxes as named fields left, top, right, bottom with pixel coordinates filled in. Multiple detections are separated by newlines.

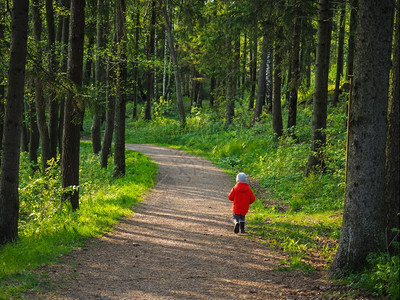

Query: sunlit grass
left=0, top=143, right=157, bottom=298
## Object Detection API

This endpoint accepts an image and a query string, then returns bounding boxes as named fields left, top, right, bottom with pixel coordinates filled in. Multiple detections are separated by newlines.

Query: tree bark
left=330, top=0, right=395, bottom=275
left=0, top=2, right=5, bottom=160
left=145, top=0, right=156, bottom=120
left=0, top=0, right=29, bottom=245
left=306, top=0, right=332, bottom=173
left=61, top=0, right=85, bottom=210
left=346, top=0, right=358, bottom=80
left=32, top=0, right=51, bottom=173
left=46, top=0, right=59, bottom=159
left=385, top=0, right=399, bottom=255
left=113, top=0, right=127, bottom=178
left=287, top=16, right=301, bottom=134
left=225, top=36, right=235, bottom=126
left=253, top=31, right=268, bottom=123
left=272, top=39, right=283, bottom=138
left=333, top=0, right=346, bottom=106
left=163, top=2, right=186, bottom=126
left=248, top=34, right=257, bottom=110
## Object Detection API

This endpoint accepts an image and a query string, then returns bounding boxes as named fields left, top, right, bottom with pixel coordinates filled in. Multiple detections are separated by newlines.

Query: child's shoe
left=234, top=222, right=240, bottom=233
left=240, top=222, right=245, bottom=233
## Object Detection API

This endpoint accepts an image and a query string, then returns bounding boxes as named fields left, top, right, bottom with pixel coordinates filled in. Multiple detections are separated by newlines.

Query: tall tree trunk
left=91, top=0, right=108, bottom=155
left=113, top=0, right=127, bottom=177
left=306, top=0, right=333, bottom=173
left=385, top=0, right=399, bottom=255
left=133, top=6, right=140, bottom=118
left=61, top=0, right=85, bottom=210
left=0, top=0, right=29, bottom=245
left=163, top=2, right=186, bottom=126
left=145, top=0, right=156, bottom=120
left=225, top=36, right=235, bottom=126
left=346, top=0, right=358, bottom=80
left=253, top=31, right=268, bottom=122
left=0, top=2, right=6, bottom=160
left=28, top=86, right=40, bottom=170
left=330, top=0, right=395, bottom=275
left=272, top=38, right=283, bottom=138
left=287, top=16, right=301, bottom=134
left=58, top=0, right=70, bottom=156
left=46, top=0, right=59, bottom=159
left=333, top=0, right=346, bottom=106
left=248, top=35, right=257, bottom=110
left=32, top=0, right=51, bottom=173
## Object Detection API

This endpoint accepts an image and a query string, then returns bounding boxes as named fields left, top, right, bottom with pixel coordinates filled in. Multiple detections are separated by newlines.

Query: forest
left=0, top=0, right=399, bottom=298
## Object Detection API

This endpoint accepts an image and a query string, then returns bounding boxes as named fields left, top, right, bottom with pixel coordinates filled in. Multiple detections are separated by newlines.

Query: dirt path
left=29, top=145, right=361, bottom=299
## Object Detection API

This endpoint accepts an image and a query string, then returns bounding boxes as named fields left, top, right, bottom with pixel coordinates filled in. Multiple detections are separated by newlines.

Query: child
left=228, top=172, right=256, bottom=233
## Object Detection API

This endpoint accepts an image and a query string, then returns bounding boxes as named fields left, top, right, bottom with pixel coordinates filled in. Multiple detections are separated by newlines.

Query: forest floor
left=25, top=144, right=376, bottom=299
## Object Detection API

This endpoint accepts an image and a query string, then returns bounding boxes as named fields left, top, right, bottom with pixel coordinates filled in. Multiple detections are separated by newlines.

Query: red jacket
left=228, top=182, right=256, bottom=215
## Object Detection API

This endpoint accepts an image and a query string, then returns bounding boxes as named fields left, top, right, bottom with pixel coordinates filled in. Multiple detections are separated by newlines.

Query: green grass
left=0, top=142, right=157, bottom=299
left=125, top=98, right=398, bottom=297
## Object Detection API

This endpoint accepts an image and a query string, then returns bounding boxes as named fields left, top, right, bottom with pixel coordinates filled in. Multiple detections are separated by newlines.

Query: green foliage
left=0, top=143, right=157, bottom=298
left=345, top=253, right=400, bottom=300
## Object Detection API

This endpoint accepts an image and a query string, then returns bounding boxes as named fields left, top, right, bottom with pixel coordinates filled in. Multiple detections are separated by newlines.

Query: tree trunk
left=0, top=0, right=29, bottom=245
left=133, top=6, right=140, bottom=118
left=272, top=38, right=283, bottom=138
left=330, top=0, right=395, bottom=275
left=306, top=0, right=332, bottom=173
left=333, top=0, right=346, bottom=106
left=46, top=0, right=59, bottom=159
left=58, top=0, right=70, bottom=156
left=248, top=35, right=257, bottom=110
left=0, top=2, right=5, bottom=160
left=113, top=0, right=127, bottom=178
left=61, top=0, right=85, bottom=211
left=32, top=0, right=51, bottom=173
left=385, top=0, right=399, bottom=255
left=91, top=0, right=108, bottom=155
left=346, top=0, right=358, bottom=80
left=163, top=2, right=186, bottom=126
left=225, top=36, right=235, bottom=126
left=253, top=31, right=268, bottom=122
left=287, top=16, right=301, bottom=133
left=145, top=0, right=156, bottom=120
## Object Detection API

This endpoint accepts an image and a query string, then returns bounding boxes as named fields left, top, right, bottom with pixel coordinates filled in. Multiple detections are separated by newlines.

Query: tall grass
left=0, top=142, right=157, bottom=298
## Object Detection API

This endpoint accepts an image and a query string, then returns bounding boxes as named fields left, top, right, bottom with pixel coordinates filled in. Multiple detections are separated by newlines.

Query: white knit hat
left=236, top=172, right=247, bottom=183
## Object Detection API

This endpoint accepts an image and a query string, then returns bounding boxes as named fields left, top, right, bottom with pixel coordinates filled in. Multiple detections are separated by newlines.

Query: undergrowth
left=0, top=142, right=157, bottom=299
left=126, top=99, right=398, bottom=299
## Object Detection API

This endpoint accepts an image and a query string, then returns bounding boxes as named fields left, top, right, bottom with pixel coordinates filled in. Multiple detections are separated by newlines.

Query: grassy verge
left=125, top=101, right=398, bottom=299
left=0, top=142, right=157, bottom=299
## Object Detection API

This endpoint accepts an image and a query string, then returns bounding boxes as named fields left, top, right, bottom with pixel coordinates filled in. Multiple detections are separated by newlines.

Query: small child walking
left=228, top=172, right=256, bottom=233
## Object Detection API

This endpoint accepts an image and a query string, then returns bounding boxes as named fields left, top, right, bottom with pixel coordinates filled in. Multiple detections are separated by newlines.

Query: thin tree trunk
left=225, top=35, right=235, bottom=126
left=46, top=0, right=59, bottom=159
left=346, top=0, right=358, bottom=80
left=61, top=0, right=85, bottom=210
left=113, top=0, right=127, bottom=178
left=287, top=15, right=301, bottom=134
left=133, top=7, right=140, bottom=118
left=145, top=0, right=156, bottom=120
left=333, top=0, right=346, bottom=106
left=163, top=2, right=186, bottom=126
left=272, top=39, right=283, bottom=138
left=248, top=35, right=257, bottom=110
left=385, top=0, right=399, bottom=255
left=32, top=0, right=51, bottom=173
left=330, top=0, right=395, bottom=275
left=91, top=0, right=108, bottom=155
left=306, top=0, right=332, bottom=173
left=253, top=31, right=268, bottom=122
left=0, top=0, right=29, bottom=245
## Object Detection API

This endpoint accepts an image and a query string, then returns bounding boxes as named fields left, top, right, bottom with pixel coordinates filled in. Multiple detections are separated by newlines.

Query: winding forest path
left=31, top=145, right=353, bottom=299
